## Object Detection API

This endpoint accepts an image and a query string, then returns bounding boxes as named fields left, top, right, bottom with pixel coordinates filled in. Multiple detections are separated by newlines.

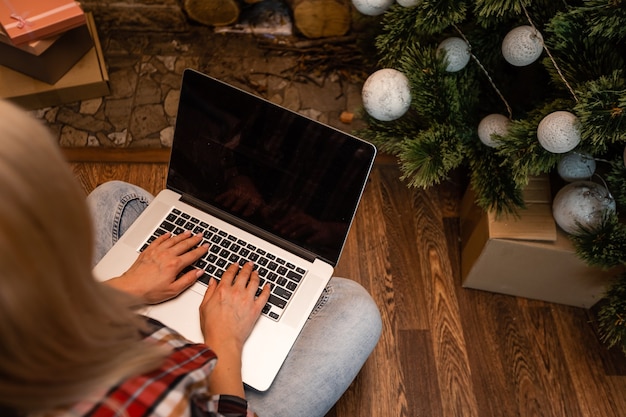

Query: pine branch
left=396, top=123, right=466, bottom=188
left=574, top=70, right=626, bottom=153
left=570, top=213, right=626, bottom=268
left=466, top=136, right=525, bottom=214
left=596, top=272, right=626, bottom=355
left=605, top=155, right=626, bottom=211
left=545, top=8, right=625, bottom=86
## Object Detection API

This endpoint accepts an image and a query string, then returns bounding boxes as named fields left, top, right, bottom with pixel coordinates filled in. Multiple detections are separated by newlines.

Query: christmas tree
left=354, top=0, right=626, bottom=354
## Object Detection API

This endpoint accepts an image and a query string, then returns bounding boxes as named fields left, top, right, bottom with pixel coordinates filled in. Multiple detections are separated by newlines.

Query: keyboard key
left=268, top=294, right=287, bottom=309
left=273, top=287, right=292, bottom=301
left=287, top=270, right=303, bottom=282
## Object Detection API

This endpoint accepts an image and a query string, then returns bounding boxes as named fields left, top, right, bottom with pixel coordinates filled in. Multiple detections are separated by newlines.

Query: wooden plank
left=377, top=165, right=430, bottom=330
left=409, top=182, right=479, bottom=416
left=335, top=166, right=409, bottom=416
left=62, top=147, right=171, bottom=163
left=552, top=306, right=626, bottom=416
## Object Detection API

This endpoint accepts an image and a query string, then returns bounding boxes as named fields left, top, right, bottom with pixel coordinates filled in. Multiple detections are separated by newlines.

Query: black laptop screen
left=167, top=70, right=376, bottom=264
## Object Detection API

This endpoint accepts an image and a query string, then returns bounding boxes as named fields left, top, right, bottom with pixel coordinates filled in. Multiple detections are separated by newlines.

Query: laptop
left=93, top=68, right=376, bottom=391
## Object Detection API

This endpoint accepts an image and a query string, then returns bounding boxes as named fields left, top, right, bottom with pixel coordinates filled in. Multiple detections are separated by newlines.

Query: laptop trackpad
left=145, top=289, right=205, bottom=344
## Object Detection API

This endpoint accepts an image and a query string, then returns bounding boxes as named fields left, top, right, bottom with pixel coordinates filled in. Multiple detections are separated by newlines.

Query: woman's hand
left=199, top=262, right=271, bottom=397
left=105, top=230, right=208, bottom=304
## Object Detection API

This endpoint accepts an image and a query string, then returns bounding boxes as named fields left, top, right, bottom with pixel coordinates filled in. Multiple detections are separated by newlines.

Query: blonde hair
left=0, top=100, right=167, bottom=414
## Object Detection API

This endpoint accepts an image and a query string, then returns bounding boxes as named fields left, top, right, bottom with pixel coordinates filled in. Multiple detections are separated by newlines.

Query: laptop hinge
left=180, top=193, right=321, bottom=264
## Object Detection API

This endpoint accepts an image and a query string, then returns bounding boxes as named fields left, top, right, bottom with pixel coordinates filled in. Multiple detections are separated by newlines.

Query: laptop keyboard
left=139, top=208, right=308, bottom=321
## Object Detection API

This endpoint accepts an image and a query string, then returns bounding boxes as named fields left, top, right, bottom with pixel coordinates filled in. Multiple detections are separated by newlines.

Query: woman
left=0, top=99, right=382, bottom=417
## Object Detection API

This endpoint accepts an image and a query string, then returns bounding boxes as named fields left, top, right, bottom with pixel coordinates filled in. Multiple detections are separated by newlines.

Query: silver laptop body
left=93, top=69, right=376, bottom=391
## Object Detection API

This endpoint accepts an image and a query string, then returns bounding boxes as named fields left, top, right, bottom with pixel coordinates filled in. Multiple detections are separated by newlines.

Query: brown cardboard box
left=0, top=13, right=109, bottom=109
left=460, top=176, right=615, bottom=308
left=0, top=23, right=93, bottom=84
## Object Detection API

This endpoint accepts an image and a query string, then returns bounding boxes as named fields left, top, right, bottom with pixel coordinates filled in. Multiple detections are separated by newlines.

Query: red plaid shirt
left=68, top=317, right=257, bottom=417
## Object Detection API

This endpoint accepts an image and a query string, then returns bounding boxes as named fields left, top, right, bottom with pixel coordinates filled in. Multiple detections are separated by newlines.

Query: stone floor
left=33, top=20, right=372, bottom=149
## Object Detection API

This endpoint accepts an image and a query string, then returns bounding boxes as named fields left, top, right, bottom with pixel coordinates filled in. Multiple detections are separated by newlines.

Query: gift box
left=0, top=27, right=60, bottom=55
left=0, top=23, right=92, bottom=84
left=0, top=0, right=85, bottom=45
left=0, top=13, right=109, bottom=109
left=460, top=176, right=615, bottom=308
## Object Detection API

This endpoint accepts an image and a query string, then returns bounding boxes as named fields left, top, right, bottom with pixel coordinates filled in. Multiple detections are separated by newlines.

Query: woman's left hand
left=105, top=230, right=208, bottom=304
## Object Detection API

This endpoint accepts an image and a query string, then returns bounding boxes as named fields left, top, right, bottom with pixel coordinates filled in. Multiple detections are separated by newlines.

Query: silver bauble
left=477, top=114, right=510, bottom=148
left=352, top=0, right=394, bottom=15
left=552, top=181, right=615, bottom=235
left=362, top=68, right=411, bottom=121
left=557, top=152, right=596, bottom=182
left=537, top=111, right=581, bottom=154
left=396, top=0, right=420, bottom=6
left=501, top=25, right=544, bottom=67
left=437, top=37, right=471, bottom=72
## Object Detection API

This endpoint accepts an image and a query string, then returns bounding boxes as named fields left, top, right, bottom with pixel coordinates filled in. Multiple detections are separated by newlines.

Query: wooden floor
left=69, top=153, right=626, bottom=417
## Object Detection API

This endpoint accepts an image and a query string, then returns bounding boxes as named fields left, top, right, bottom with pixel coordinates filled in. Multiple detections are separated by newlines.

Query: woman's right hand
left=199, top=262, right=270, bottom=397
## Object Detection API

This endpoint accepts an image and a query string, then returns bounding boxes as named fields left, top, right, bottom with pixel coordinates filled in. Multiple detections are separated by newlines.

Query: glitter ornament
left=437, top=37, right=471, bottom=72
left=552, top=181, right=615, bottom=235
left=557, top=152, right=596, bottom=182
left=537, top=111, right=581, bottom=154
left=352, top=0, right=394, bottom=15
left=501, top=25, right=544, bottom=67
left=362, top=68, right=411, bottom=121
left=477, top=114, right=510, bottom=148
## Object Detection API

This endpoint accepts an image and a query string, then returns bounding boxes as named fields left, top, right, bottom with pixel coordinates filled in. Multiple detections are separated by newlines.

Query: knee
left=87, top=181, right=154, bottom=209
left=329, top=277, right=382, bottom=342
left=87, top=180, right=149, bottom=200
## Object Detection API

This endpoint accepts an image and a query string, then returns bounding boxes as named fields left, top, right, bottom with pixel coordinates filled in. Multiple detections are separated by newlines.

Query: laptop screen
left=167, top=69, right=376, bottom=265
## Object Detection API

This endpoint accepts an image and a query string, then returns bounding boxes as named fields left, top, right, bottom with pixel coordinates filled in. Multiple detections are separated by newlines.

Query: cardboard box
left=0, top=0, right=85, bottom=45
left=460, top=176, right=615, bottom=308
left=0, top=27, right=60, bottom=55
left=0, top=13, right=109, bottom=110
left=0, top=23, right=93, bottom=84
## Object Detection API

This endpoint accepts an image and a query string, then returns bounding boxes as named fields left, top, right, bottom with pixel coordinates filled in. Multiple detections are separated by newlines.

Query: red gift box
left=0, top=0, right=85, bottom=45
left=0, top=26, right=60, bottom=55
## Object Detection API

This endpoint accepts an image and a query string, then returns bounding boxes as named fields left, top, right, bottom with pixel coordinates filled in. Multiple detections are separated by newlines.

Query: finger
left=234, top=262, right=254, bottom=288
left=144, top=232, right=172, bottom=249
left=171, top=268, right=203, bottom=294
left=246, top=267, right=261, bottom=291
left=178, top=243, right=209, bottom=267
left=257, top=281, right=271, bottom=304
left=158, top=229, right=192, bottom=248
left=220, top=262, right=240, bottom=286
left=169, top=232, right=204, bottom=254
left=201, top=277, right=218, bottom=305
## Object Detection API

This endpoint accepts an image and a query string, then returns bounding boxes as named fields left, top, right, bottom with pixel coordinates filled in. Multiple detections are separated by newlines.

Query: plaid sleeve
left=76, top=318, right=258, bottom=417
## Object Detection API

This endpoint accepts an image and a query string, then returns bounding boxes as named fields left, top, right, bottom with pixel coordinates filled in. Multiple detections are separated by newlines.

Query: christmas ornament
left=477, top=114, right=510, bottom=148
left=396, top=0, right=420, bottom=7
left=552, top=181, right=615, bottom=235
left=501, top=25, right=544, bottom=67
left=437, top=37, right=471, bottom=72
left=351, top=0, right=394, bottom=16
left=557, top=152, right=596, bottom=182
left=537, top=111, right=581, bottom=154
left=362, top=68, right=411, bottom=121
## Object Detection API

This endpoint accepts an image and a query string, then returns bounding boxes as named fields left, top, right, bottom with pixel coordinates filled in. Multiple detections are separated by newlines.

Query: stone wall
left=81, top=0, right=190, bottom=32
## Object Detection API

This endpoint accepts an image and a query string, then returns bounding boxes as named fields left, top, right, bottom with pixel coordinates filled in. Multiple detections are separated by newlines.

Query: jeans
left=87, top=181, right=382, bottom=417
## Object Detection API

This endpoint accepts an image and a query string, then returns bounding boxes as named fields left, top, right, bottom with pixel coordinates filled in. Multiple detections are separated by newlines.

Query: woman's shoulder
left=71, top=316, right=218, bottom=416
